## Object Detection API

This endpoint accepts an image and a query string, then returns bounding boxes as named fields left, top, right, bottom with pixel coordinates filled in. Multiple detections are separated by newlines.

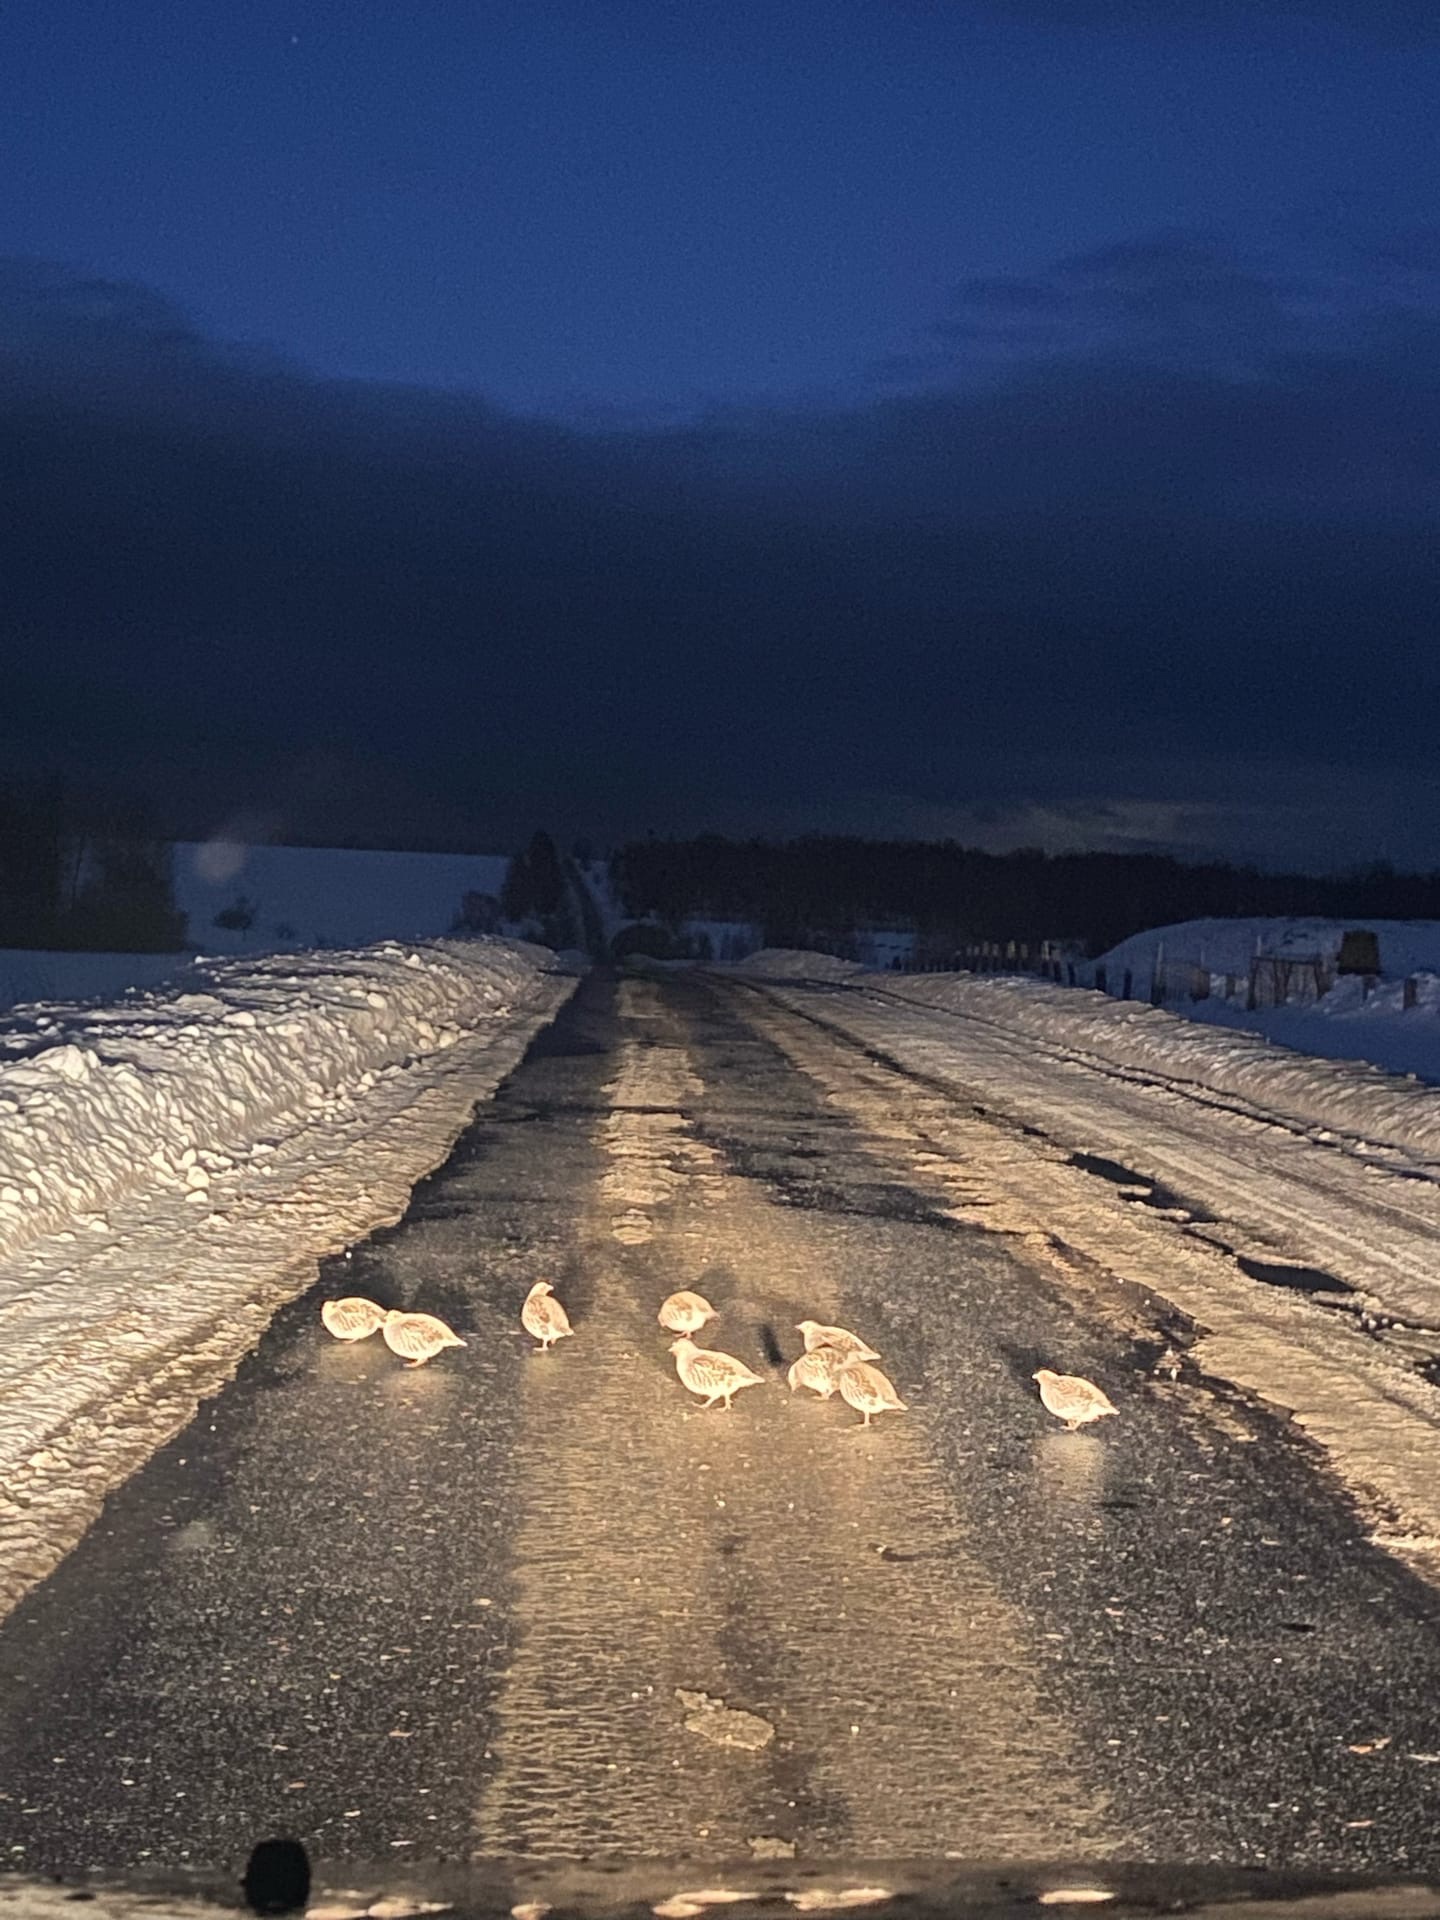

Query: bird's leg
left=406, top=1359, right=425, bottom=1369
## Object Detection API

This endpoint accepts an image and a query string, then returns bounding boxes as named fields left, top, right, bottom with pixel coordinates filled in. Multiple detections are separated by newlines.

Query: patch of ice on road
left=676, top=1687, right=776, bottom=1751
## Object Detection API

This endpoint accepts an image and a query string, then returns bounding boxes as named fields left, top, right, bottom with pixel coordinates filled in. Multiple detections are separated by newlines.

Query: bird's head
left=1033, top=1368, right=1057, bottom=1385
left=526, top=1280, right=554, bottom=1300
left=384, top=1310, right=402, bottom=1326
left=669, top=1336, right=695, bottom=1355
left=796, top=1320, right=818, bottom=1338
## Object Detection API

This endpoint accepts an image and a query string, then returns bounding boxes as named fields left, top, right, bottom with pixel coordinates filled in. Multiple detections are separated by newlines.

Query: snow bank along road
left=732, top=959, right=1440, bottom=1587
left=4, top=970, right=1440, bottom=1881
left=0, top=937, right=577, bottom=1622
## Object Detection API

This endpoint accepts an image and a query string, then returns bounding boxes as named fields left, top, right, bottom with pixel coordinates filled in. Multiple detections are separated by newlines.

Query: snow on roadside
left=1073, top=915, right=1440, bottom=1087
left=728, top=959, right=1440, bottom=1581
left=741, top=951, right=1440, bottom=1167
left=0, top=938, right=576, bottom=1622
left=0, top=939, right=558, bottom=1268
left=735, top=947, right=864, bottom=981
left=1180, top=984, right=1440, bottom=1089
left=1086, top=915, right=1440, bottom=1000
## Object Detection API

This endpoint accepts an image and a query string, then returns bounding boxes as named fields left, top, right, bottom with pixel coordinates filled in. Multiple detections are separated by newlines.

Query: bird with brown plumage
left=1033, top=1368, right=1117, bottom=1430
left=382, top=1309, right=467, bottom=1367
left=521, top=1279, right=575, bottom=1352
left=836, top=1358, right=907, bottom=1428
left=658, top=1290, right=717, bottom=1336
left=796, top=1319, right=879, bottom=1362
left=320, top=1296, right=387, bottom=1342
left=670, top=1337, right=763, bottom=1410
left=788, top=1346, right=846, bottom=1399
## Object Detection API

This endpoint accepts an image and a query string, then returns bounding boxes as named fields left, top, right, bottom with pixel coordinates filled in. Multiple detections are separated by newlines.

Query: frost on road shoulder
left=0, top=937, right=577, bottom=1621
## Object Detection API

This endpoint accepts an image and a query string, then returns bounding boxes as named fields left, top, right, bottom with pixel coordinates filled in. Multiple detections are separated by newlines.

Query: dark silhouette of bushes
left=500, top=829, right=578, bottom=948
left=0, top=784, right=185, bottom=952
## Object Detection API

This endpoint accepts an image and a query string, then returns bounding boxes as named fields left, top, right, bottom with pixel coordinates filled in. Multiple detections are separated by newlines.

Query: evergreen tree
left=526, top=831, right=565, bottom=917
left=0, top=779, right=64, bottom=947
left=499, top=845, right=534, bottom=921
left=66, top=814, right=186, bottom=951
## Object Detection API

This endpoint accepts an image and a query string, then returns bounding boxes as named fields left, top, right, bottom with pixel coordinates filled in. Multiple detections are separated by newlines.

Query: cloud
left=878, top=231, right=1351, bottom=386
left=3, top=248, right=1439, bottom=865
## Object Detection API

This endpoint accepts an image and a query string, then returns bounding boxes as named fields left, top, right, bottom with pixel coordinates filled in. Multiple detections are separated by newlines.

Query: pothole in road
left=1219, top=1247, right=1440, bottom=1383
left=1066, top=1152, right=1216, bottom=1223
left=1058, top=1148, right=1440, bottom=1392
left=772, top=1178, right=960, bottom=1228
left=1235, top=1255, right=1354, bottom=1297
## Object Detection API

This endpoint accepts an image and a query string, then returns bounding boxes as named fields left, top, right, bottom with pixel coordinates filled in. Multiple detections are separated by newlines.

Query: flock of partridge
left=321, top=1281, right=1118, bottom=1431
left=658, top=1291, right=906, bottom=1426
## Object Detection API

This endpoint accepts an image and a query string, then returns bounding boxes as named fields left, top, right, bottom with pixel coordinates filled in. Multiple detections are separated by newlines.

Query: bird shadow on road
left=993, top=1335, right=1056, bottom=1391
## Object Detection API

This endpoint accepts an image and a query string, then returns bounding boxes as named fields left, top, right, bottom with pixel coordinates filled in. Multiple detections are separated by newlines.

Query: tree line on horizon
left=611, top=834, right=1440, bottom=959
left=0, top=782, right=185, bottom=953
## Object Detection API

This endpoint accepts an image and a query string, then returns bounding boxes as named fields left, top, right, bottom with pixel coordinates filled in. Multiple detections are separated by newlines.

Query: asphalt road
left=3, top=969, right=1440, bottom=1881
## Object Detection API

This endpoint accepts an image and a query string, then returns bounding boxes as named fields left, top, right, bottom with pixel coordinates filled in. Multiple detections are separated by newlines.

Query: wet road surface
left=3, top=970, right=1440, bottom=1878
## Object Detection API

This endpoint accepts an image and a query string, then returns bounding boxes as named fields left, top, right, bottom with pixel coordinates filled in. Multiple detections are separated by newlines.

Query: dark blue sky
left=4, top=0, right=1440, bottom=863
left=8, top=0, right=1439, bottom=413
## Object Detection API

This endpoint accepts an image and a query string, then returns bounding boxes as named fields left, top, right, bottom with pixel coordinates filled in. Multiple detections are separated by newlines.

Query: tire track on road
left=478, top=978, right=1113, bottom=1863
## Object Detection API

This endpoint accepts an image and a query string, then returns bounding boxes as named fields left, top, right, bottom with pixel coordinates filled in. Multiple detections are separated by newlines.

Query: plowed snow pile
left=738, top=950, right=1440, bottom=1163
left=730, top=949, right=1440, bottom=1576
left=735, top=948, right=863, bottom=982
left=0, top=938, right=575, bottom=1618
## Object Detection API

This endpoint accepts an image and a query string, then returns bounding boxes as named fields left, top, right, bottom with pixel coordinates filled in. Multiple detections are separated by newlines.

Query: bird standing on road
left=670, top=1336, right=763, bottom=1410
left=797, top=1319, right=879, bottom=1362
left=321, top=1296, right=387, bottom=1342
left=382, top=1309, right=467, bottom=1367
left=1033, top=1368, right=1118, bottom=1430
left=521, top=1279, right=575, bottom=1351
left=837, top=1358, right=907, bottom=1427
left=658, top=1289, right=717, bottom=1335
left=788, top=1346, right=846, bottom=1398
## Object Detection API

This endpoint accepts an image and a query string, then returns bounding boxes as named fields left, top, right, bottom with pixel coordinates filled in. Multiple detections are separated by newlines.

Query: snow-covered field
left=0, top=843, right=516, bottom=1015
left=1087, top=915, right=1440, bottom=997
left=174, top=839, right=509, bottom=953
left=1085, top=916, right=1440, bottom=1087
left=0, top=948, right=190, bottom=1012
left=731, top=949, right=1440, bottom=1579
left=0, top=937, right=575, bottom=1621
